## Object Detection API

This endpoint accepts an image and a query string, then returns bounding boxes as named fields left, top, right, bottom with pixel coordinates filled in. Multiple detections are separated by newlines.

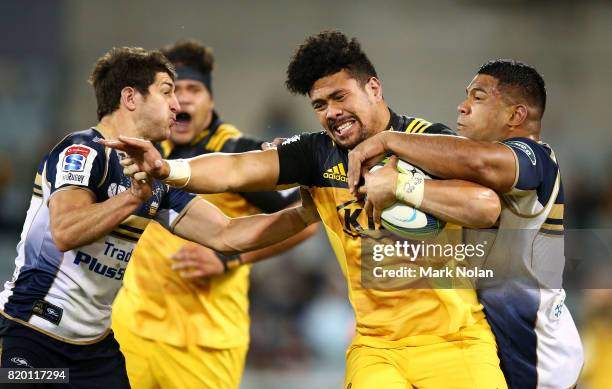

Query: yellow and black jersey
left=276, top=110, right=492, bottom=348
left=112, top=112, right=300, bottom=349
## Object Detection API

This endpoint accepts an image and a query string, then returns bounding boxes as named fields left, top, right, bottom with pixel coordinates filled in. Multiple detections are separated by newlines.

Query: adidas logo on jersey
left=323, top=162, right=348, bottom=182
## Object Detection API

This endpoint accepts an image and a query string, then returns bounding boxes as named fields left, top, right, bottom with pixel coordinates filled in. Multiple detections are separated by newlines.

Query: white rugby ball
left=369, top=158, right=446, bottom=239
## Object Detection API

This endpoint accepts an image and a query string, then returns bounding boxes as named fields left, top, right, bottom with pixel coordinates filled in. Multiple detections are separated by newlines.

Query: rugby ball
left=369, top=158, right=446, bottom=239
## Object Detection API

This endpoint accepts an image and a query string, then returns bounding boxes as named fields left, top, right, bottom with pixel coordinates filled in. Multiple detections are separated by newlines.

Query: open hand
left=98, top=136, right=169, bottom=180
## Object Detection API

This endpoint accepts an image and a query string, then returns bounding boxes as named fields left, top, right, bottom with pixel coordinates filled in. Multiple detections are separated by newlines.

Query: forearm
left=240, top=222, right=319, bottom=264
left=51, top=190, right=142, bottom=251
left=182, top=150, right=280, bottom=193
left=381, top=132, right=512, bottom=192
left=418, top=180, right=501, bottom=228
left=218, top=207, right=317, bottom=255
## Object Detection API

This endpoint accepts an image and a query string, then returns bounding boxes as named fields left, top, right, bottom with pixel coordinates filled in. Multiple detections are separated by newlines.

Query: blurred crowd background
left=1, top=1, right=610, bottom=388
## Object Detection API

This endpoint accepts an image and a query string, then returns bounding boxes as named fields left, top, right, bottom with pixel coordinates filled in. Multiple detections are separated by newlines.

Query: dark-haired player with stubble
left=111, top=40, right=317, bottom=389
left=0, top=47, right=318, bottom=387
left=102, top=32, right=508, bottom=388
left=348, top=60, right=584, bottom=388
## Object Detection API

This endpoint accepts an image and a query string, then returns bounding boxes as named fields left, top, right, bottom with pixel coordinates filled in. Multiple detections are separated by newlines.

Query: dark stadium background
left=0, top=1, right=610, bottom=387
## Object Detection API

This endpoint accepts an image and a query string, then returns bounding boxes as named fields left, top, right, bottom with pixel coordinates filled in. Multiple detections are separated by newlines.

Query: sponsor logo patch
left=32, top=299, right=63, bottom=325
left=323, top=162, right=348, bottom=183
left=62, top=145, right=91, bottom=172
left=55, top=144, right=97, bottom=188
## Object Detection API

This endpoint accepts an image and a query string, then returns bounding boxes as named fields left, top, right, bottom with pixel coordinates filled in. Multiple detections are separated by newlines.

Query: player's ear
left=366, top=77, right=383, bottom=102
left=120, top=86, right=137, bottom=112
left=508, top=104, right=528, bottom=127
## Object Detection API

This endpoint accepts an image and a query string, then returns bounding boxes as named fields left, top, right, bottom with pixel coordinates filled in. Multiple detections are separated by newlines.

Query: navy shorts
left=0, top=317, right=130, bottom=388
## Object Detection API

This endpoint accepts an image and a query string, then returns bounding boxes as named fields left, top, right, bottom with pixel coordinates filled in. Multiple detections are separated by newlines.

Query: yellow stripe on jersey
left=206, top=124, right=241, bottom=152
left=33, top=173, right=43, bottom=197
left=190, top=129, right=210, bottom=147
left=121, top=215, right=151, bottom=231
left=159, top=140, right=173, bottom=158
left=415, top=121, right=432, bottom=133
left=548, top=204, right=564, bottom=219
left=541, top=222, right=564, bottom=231
left=405, top=118, right=432, bottom=134
left=338, top=162, right=346, bottom=176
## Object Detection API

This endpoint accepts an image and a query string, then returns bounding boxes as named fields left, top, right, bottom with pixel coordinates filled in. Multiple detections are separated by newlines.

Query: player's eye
left=313, top=103, right=325, bottom=111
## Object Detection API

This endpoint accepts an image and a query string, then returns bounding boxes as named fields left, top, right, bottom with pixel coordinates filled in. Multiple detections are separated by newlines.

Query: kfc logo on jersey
left=55, top=144, right=98, bottom=188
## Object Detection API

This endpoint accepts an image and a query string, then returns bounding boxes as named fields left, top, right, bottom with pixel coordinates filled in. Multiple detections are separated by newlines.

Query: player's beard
left=328, top=116, right=368, bottom=150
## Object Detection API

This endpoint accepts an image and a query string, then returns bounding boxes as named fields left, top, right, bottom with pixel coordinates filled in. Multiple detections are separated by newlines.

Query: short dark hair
left=89, top=47, right=176, bottom=120
left=478, top=59, right=547, bottom=118
left=286, top=31, right=378, bottom=95
left=161, top=40, right=214, bottom=76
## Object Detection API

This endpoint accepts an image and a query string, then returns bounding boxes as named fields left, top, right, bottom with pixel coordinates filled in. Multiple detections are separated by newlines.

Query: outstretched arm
left=172, top=195, right=319, bottom=256
left=348, top=132, right=516, bottom=195
left=171, top=190, right=321, bottom=278
left=98, top=136, right=281, bottom=193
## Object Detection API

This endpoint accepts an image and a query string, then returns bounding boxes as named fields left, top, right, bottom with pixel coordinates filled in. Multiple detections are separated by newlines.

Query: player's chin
left=332, top=134, right=361, bottom=149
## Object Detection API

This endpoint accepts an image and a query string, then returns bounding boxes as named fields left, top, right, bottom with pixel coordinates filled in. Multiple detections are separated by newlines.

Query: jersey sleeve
left=276, top=133, right=319, bottom=187
left=501, top=137, right=557, bottom=194
left=240, top=187, right=301, bottom=213
left=421, top=122, right=456, bottom=136
left=155, top=187, right=197, bottom=231
left=404, top=118, right=456, bottom=136
left=220, top=136, right=264, bottom=153
left=46, top=134, right=107, bottom=199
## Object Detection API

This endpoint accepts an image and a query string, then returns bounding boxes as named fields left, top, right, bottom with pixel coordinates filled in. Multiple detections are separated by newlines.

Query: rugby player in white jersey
left=0, top=47, right=317, bottom=387
left=347, top=59, right=584, bottom=389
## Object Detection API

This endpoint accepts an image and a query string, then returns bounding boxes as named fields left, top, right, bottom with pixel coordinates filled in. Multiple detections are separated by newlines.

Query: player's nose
left=170, top=95, right=180, bottom=113
left=457, top=99, right=470, bottom=115
left=325, top=104, right=343, bottom=120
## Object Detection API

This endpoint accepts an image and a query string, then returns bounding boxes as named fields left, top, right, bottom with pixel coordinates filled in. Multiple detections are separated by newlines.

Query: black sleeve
left=276, top=133, right=319, bottom=186
left=240, top=187, right=302, bottom=213
left=422, top=122, right=456, bottom=136
left=220, top=136, right=264, bottom=153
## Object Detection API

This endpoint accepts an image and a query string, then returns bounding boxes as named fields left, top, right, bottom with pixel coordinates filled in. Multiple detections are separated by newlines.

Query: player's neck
left=505, top=122, right=542, bottom=142
left=371, top=103, right=391, bottom=136
left=97, top=112, right=140, bottom=140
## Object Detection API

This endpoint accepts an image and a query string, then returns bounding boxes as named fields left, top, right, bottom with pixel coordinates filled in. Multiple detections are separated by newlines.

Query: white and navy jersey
left=466, top=137, right=583, bottom=389
left=0, top=128, right=196, bottom=344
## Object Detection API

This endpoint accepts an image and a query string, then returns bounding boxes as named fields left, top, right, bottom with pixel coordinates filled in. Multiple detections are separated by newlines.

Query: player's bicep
left=48, top=188, right=96, bottom=237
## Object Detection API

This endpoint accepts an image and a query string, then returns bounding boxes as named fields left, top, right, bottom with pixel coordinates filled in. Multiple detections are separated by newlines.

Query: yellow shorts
left=113, top=319, right=247, bottom=389
left=345, top=336, right=507, bottom=389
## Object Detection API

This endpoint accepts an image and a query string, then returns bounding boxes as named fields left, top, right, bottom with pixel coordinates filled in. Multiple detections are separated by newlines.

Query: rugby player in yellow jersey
left=111, top=40, right=318, bottom=389
left=102, top=31, right=507, bottom=388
